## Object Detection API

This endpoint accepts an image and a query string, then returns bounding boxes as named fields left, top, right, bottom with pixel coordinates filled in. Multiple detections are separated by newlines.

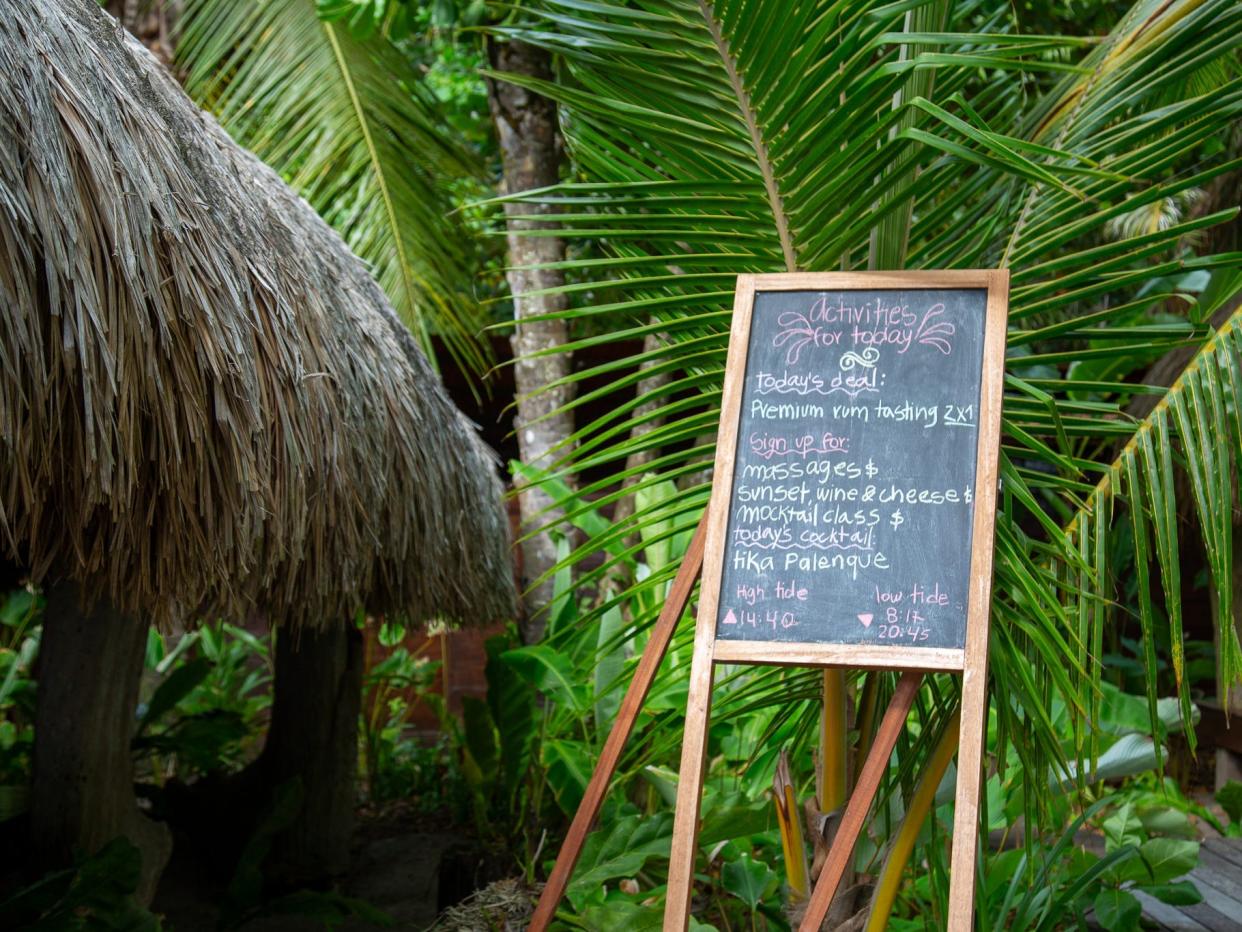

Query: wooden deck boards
left=1135, top=838, right=1242, bottom=931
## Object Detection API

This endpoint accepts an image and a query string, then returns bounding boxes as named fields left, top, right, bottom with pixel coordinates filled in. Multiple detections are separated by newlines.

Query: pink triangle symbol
left=723, top=609, right=738, bottom=625
left=857, top=613, right=874, bottom=628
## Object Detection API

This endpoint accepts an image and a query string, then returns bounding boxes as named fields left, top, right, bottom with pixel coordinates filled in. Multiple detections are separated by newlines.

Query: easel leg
left=527, top=517, right=707, bottom=932
left=662, top=607, right=718, bottom=931
left=947, top=658, right=988, bottom=931
left=798, top=671, right=923, bottom=932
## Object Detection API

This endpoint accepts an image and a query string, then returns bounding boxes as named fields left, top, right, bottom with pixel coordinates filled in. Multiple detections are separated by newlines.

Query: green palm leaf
left=488, top=0, right=1242, bottom=897
left=178, top=0, right=489, bottom=373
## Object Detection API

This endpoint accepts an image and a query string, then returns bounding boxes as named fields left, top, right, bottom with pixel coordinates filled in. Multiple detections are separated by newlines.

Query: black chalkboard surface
left=714, top=287, right=988, bottom=650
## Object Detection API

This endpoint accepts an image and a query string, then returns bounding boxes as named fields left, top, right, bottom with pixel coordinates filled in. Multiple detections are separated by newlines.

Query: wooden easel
left=530, top=272, right=1007, bottom=932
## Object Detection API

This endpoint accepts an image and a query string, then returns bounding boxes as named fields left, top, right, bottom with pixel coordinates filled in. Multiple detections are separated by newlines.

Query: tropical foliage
left=481, top=0, right=1242, bottom=921
left=15, top=0, right=1237, bottom=927
left=177, top=0, right=491, bottom=372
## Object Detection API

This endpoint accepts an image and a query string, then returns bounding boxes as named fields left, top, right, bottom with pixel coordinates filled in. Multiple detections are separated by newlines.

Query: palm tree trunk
left=487, top=39, right=574, bottom=642
left=105, top=0, right=177, bottom=67
left=613, top=328, right=671, bottom=531
left=30, top=582, right=171, bottom=902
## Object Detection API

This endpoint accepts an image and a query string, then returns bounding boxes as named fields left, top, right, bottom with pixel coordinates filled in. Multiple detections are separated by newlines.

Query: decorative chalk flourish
left=839, top=348, right=880, bottom=371
left=912, top=304, right=955, bottom=355
left=772, top=310, right=819, bottom=365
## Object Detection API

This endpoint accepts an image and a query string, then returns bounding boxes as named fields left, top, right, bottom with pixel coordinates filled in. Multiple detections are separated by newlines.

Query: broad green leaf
left=542, top=738, right=594, bottom=817
left=1138, top=806, right=1195, bottom=840
left=1092, top=887, right=1142, bottom=931
left=577, top=901, right=720, bottom=932
left=460, top=696, right=497, bottom=788
left=1145, top=881, right=1202, bottom=905
left=485, top=634, right=536, bottom=805
left=699, top=793, right=776, bottom=847
left=635, top=476, right=693, bottom=574
left=138, top=658, right=212, bottom=731
left=641, top=765, right=679, bottom=807
left=501, top=644, right=588, bottom=714
left=567, top=812, right=675, bottom=910
left=594, top=604, right=625, bottom=733
left=721, top=853, right=775, bottom=911
left=1137, top=837, right=1199, bottom=884
left=511, top=461, right=620, bottom=558
left=1103, top=802, right=1143, bottom=853
left=577, top=901, right=663, bottom=932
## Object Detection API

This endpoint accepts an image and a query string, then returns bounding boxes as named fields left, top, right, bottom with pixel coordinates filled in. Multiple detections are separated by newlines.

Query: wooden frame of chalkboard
left=697, top=271, right=1006, bottom=668
left=664, top=270, right=1009, bottom=932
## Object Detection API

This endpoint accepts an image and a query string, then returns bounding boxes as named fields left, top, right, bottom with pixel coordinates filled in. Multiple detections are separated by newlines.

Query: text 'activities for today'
left=715, top=289, right=987, bottom=650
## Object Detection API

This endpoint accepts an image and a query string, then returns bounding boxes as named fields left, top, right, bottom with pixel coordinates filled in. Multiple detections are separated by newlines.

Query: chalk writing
left=716, top=288, right=987, bottom=649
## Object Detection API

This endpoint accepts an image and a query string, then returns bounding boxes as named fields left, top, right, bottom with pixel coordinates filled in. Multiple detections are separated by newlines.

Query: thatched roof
left=0, top=0, right=515, bottom=628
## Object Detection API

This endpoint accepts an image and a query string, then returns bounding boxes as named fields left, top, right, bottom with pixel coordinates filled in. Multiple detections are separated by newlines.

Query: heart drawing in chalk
left=857, top=613, right=874, bottom=628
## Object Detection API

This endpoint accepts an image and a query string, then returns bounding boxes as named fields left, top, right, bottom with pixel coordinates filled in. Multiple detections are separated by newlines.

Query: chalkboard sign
left=534, top=272, right=1010, bottom=932
left=700, top=272, right=1007, bottom=671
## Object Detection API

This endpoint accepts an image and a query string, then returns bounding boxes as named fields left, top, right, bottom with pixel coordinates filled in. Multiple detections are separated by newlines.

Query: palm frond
left=1072, top=304, right=1242, bottom=738
left=487, top=0, right=1242, bottom=878
left=178, top=0, right=490, bottom=373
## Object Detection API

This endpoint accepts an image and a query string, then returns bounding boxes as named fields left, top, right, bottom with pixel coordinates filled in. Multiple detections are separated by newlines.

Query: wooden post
left=661, top=279, right=755, bottom=932
left=527, top=516, right=707, bottom=932
left=30, top=583, right=172, bottom=902
left=945, top=278, right=1006, bottom=931
left=946, top=664, right=987, bottom=931
left=798, top=671, right=923, bottom=932
left=662, top=597, right=719, bottom=930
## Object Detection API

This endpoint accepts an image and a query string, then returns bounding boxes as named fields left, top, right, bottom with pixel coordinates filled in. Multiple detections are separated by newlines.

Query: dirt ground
left=151, top=806, right=501, bottom=932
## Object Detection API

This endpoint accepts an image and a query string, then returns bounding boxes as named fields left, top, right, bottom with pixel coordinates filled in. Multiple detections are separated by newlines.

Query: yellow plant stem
left=773, top=750, right=811, bottom=901
left=819, top=669, right=850, bottom=812
left=865, top=710, right=961, bottom=932
left=854, top=673, right=880, bottom=786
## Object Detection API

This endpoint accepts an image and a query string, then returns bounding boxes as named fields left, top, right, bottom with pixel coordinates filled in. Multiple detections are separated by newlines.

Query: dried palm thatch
left=0, top=0, right=515, bottom=629
left=431, top=878, right=540, bottom=931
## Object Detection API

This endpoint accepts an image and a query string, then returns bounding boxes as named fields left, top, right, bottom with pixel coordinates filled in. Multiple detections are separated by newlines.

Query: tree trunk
left=486, top=40, right=574, bottom=642
left=613, top=327, right=671, bottom=534
left=30, top=582, right=171, bottom=902
left=256, top=623, right=364, bottom=888
left=105, top=0, right=178, bottom=68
